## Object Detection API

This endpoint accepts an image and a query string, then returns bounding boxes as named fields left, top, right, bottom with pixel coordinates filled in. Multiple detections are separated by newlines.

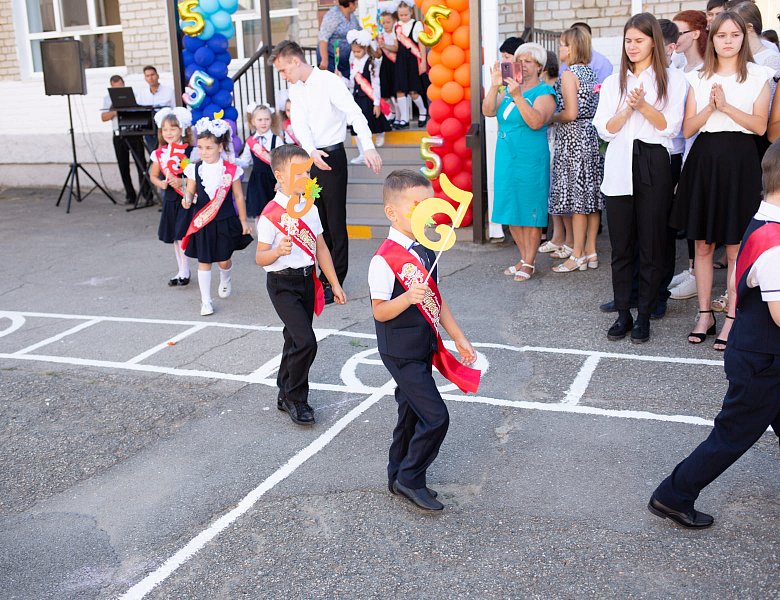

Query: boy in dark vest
left=649, top=141, right=780, bottom=528
left=256, top=144, right=346, bottom=426
left=368, top=170, right=479, bottom=512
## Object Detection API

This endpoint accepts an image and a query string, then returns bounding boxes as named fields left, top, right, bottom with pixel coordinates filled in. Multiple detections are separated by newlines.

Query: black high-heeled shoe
left=688, top=310, right=716, bottom=344
left=713, top=315, right=734, bottom=351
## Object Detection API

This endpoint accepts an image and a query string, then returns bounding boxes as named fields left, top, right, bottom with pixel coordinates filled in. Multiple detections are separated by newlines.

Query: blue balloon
left=216, top=24, right=235, bottom=40
left=224, top=106, right=238, bottom=122
left=206, top=34, right=229, bottom=52
left=182, top=35, right=205, bottom=51
left=200, top=0, right=219, bottom=14
left=199, top=20, right=215, bottom=40
left=191, top=108, right=203, bottom=122
left=206, top=60, right=228, bottom=79
left=213, top=90, right=233, bottom=108
left=181, top=50, right=194, bottom=66
left=193, top=46, right=215, bottom=68
left=211, top=10, right=232, bottom=30
left=219, top=0, right=239, bottom=12
left=219, top=78, right=234, bottom=91
left=202, top=103, right=221, bottom=119
left=214, top=51, right=231, bottom=66
left=184, top=64, right=197, bottom=81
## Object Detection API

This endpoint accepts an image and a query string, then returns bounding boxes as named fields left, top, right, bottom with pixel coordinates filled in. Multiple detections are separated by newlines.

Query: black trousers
left=311, top=145, right=349, bottom=285
left=659, top=152, right=684, bottom=298
left=112, top=134, right=146, bottom=201
left=606, top=141, right=673, bottom=315
left=381, top=353, right=449, bottom=489
left=654, top=347, right=780, bottom=511
left=266, top=270, right=317, bottom=404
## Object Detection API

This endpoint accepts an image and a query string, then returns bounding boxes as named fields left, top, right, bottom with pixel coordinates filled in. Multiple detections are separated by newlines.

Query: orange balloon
left=429, top=64, right=454, bottom=87
left=441, top=8, right=461, bottom=32
left=460, top=10, right=470, bottom=26
left=464, top=86, right=471, bottom=100
left=420, top=0, right=435, bottom=15
left=428, top=48, right=442, bottom=67
left=428, top=83, right=442, bottom=101
left=441, top=45, right=466, bottom=69
left=446, top=0, right=468, bottom=10
left=441, top=80, right=464, bottom=104
left=454, top=63, right=470, bottom=87
left=414, top=0, right=424, bottom=6
left=452, top=25, right=469, bottom=49
left=437, top=32, right=452, bottom=48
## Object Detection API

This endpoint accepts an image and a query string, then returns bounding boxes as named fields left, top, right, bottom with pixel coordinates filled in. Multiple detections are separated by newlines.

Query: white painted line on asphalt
left=247, top=329, right=335, bottom=380
left=12, top=319, right=101, bottom=356
left=126, top=325, right=207, bottom=365
left=0, top=312, right=25, bottom=338
left=119, top=379, right=397, bottom=600
left=562, top=354, right=601, bottom=405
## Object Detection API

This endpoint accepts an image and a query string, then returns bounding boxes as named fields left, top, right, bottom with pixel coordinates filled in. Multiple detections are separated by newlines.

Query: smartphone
left=500, top=61, right=513, bottom=84
left=512, top=62, right=524, bottom=84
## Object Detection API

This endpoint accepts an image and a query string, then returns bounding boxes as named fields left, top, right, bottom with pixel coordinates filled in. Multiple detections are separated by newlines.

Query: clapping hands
left=627, top=83, right=647, bottom=110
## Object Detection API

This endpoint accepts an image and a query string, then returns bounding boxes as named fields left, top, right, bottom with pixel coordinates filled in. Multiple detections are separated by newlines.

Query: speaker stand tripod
left=56, top=94, right=117, bottom=213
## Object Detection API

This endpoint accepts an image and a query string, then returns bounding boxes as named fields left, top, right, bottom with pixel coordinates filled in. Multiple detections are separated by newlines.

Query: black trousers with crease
left=311, top=145, right=349, bottom=285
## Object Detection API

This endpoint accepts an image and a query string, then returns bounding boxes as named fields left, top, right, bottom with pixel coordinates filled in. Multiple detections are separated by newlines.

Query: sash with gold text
left=354, top=70, right=392, bottom=117
left=181, top=161, right=237, bottom=251
left=246, top=135, right=272, bottom=166
left=395, top=22, right=422, bottom=66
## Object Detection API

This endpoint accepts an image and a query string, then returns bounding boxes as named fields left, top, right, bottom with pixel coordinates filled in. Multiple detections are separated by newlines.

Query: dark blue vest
left=730, top=217, right=780, bottom=355
left=375, top=246, right=439, bottom=361
left=195, top=162, right=236, bottom=221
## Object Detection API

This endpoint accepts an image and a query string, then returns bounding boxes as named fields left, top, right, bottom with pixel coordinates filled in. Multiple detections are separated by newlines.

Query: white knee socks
left=174, top=241, right=190, bottom=279
left=197, top=269, right=212, bottom=304
left=396, top=96, right=409, bottom=122
left=412, top=94, right=427, bottom=117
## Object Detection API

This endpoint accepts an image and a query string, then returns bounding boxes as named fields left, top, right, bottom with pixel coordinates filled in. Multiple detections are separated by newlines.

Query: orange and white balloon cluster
left=416, top=0, right=472, bottom=226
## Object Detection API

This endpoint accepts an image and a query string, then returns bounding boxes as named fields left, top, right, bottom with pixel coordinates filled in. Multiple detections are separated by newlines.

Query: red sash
left=735, top=222, right=780, bottom=307
left=247, top=135, right=272, bottom=166
left=284, top=121, right=300, bottom=146
left=378, top=33, right=397, bottom=63
left=181, top=161, right=237, bottom=251
left=354, top=70, right=392, bottom=116
left=395, top=22, right=422, bottom=65
left=376, top=239, right=481, bottom=394
left=262, top=201, right=325, bottom=316
left=155, top=143, right=188, bottom=198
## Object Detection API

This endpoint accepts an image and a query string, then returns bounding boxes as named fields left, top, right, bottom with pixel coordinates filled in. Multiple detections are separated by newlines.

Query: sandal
left=713, top=315, right=734, bottom=352
left=538, top=240, right=561, bottom=253
left=503, top=264, right=521, bottom=276
left=513, top=261, right=535, bottom=282
left=688, top=310, right=716, bottom=344
left=585, top=253, right=599, bottom=269
left=711, top=291, right=728, bottom=312
left=551, top=244, right=573, bottom=259
left=552, top=255, right=587, bottom=273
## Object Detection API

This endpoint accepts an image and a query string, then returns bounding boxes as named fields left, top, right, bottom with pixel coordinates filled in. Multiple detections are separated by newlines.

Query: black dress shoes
left=631, top=314, right=650, bottom=344
left=168, top=277, right=180, bottom=287
left=178, top=277, right=190, bottom=286
left=600, top=300, right=638, bottom=313
left=648, top=495, right=714, bottom=529
left=323, top=283, right=334, bottom=305
left=607, top=311, right=634, bottom=341
left=279, top=397, right=315, bottom=426
left=392, top=480, right=443, bottom=511
left=388, top=479, right=437, bottom=497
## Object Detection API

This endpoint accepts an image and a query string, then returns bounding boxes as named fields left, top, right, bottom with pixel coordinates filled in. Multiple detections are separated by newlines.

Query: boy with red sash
left=256, top=145, right=346, bottom=426
left=649, top=141, right=780, bottom=529
left=369, top=170, right=479, bottom=512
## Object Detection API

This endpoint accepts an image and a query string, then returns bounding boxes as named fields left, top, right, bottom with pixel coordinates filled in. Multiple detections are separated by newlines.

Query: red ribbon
left=734, top=222, right=780, bottom=308
left=181, top=161, right=237, bottom=251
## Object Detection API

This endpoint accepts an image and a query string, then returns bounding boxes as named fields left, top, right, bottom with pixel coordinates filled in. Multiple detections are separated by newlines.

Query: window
left=23, top=0, right=124, bottom=72
left=230, top=0, right=301, bottom=60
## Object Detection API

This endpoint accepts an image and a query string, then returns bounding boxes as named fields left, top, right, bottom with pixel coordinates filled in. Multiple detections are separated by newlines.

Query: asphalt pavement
left=0, top=187, right=777, bottom=599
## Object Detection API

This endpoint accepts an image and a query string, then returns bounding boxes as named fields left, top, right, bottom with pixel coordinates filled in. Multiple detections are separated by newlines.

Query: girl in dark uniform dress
left=392, top=1, right=428, bottom=128
left=236, top=104, right=284, bottom=219
left=347, top=29, right=391, bottom=163
left=149, top=107, right=195, bottom=287
left=183, top=117, right=253, bottom=316
left=377, top=7, right=399, bottom=124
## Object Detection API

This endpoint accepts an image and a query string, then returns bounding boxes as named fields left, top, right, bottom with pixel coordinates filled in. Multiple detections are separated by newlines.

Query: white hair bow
left=154, top=106, right=193, bottom=129
left=378, top=0, right=399, bottom=13
left=195, top=116, right=230, bottom=137
left=246, top=102, right=275, bottom=116
left=347, top=29, right=374, bottom=47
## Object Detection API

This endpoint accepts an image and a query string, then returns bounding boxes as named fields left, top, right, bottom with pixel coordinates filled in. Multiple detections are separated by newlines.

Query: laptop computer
left=108, top=87, right=151, bottom=109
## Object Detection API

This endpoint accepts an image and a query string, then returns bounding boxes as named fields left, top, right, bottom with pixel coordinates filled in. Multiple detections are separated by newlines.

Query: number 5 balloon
left=419, top=5, right=452, bottom=48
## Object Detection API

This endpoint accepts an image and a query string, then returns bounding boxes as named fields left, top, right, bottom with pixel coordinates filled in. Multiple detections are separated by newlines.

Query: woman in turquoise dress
left=483, top=43, right=557, bottom=281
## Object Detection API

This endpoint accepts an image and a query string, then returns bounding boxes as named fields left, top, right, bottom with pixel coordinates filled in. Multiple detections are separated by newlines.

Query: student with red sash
left=649, top=141, right=780, bottom=529
left=236, top=104, right=285, bottom=219
left=377, top=7, right=399, bottom=123
left=347, top=29, right=391, bottom=163
left=256, top=145, right=346, bottom=426
left=393, top=1, right=428, bottom=129
left=369, top=170, right=479, bottom=512
left=183, top=117, right=253, bottom=316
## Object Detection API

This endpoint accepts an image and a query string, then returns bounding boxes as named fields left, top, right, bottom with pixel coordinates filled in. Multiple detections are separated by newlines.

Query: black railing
left=522, top=27, right=561, bottom=54
left=232, top=45, right=318, bottom=141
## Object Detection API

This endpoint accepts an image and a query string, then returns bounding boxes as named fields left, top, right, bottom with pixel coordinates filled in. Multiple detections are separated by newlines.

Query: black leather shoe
left=650, top=299, right=667, bottom=320
left=599, top=300, right=617, bottom=313
left=631, top=314, right=650, bottom=344
left=417, top=115, right=428, bottom=127
left=648, top=495, right=714, bottom=529
left=607, top=312, right=634, bottom=341
left=389, top=479, right=437, bottom=498
left=168, top=277, right=180, bottom=287
left=323, top=284, right=334, bottom=305
left=178, top=277, right=190, bottom=286
left=279, top=397, right=315, bottom=426
left=393, top=480, right=443, bottom=511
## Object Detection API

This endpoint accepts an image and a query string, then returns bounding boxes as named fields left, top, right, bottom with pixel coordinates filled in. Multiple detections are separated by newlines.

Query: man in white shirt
left=136, top=65, right=176, bottom=153
left=271, top=40, right=382, bottom=300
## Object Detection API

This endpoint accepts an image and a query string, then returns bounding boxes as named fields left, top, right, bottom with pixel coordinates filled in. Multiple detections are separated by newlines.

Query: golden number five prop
left=419, top=136, right=444, bottom=180
left=419, top=5, right=452, bottom=48
left=178, top=0, right=205, bottom=36
left=285, top=158, right=316, bottom=219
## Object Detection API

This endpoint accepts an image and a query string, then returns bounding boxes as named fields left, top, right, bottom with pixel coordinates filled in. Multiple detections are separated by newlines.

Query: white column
left=481, top=0, right=504, bottom=239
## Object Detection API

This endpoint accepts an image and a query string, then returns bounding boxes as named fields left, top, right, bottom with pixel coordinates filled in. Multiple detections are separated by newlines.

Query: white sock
left=219, top=266, right=232, bottom=287
left=174, top=242, right=189, bottom=279
left=390, top=97, right=398, bottom=117
left=397, top=97, right=408, bottom=122
left=198, top=268, right=212, bottom=304
left=412, top=94, right=427, bottom=116
left=355, top=136, right=364, bottom=157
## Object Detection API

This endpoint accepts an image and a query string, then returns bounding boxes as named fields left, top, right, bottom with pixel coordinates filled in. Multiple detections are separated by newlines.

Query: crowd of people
left=488, top=0, right=780, bottom=349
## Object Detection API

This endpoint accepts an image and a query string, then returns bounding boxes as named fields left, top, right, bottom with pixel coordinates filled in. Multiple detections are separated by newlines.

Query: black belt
left=270, top=265, right=314, bottom=277
left=317, top=142, right=344, bottom=153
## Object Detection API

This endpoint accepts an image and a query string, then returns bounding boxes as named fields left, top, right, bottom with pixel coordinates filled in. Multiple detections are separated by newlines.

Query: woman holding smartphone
left=482, top=43, right=557, bottom=282
left=593, top=13, right=687, bottom=343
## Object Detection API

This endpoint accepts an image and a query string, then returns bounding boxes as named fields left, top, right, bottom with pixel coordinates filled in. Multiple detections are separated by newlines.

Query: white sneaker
left=669, top=268, right=693, bottom=289
left=200, top=301, right=214, bottom=316
left=218, top=279, right=232, bottom=298
left=375, top=133, right=385, bottom=147
left=350, top=155, right=365, bottom=165
left=669, top=274, right=698, bottom=300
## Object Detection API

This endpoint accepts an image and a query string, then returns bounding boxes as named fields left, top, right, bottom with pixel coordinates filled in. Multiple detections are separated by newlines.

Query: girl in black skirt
left=377, top=7, right=398, bottom=123
left=183, top=117, right=253, bottom=316
left=236, top=103, right=284, bottom=219
left=392, top=1, right=428, bottom=128
left=346, top=28, right=391, bottom=163
left=675, top=12, right=773, bottom=349
left=150, top=107, right=194, bottom=287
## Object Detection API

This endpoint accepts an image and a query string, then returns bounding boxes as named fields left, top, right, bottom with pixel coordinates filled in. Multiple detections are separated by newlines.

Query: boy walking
left=649, top=141, right=780, bottom=528
left=256, top=145, right=346, bottom=426
left=369, top=170, right=479, bottom=512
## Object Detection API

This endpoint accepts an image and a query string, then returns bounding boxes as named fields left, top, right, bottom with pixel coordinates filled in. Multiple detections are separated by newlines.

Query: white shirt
left=753, top=48, right=780, bottom=105
left=686, top=62, right=774, bottom=134
left=593, top=66, right=688, bottom=196
left=368, top=227, right=438, bottom=300
left=256, top=192, right=324, bottom=271
left=183, top=159, right=243, bottom=200
left=747, top=201, right=780, bottom=302
left=135, top=83, right=176, bottom=108
left=349, top=54, right=382, bottom=107
left=235, top=132, right=280, bottom=169
left=398, top=19, right=422, bottom=43
left=288, top=67, right=376, bottom=155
